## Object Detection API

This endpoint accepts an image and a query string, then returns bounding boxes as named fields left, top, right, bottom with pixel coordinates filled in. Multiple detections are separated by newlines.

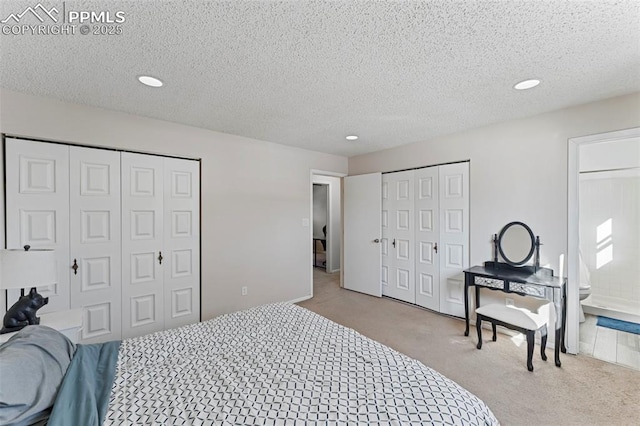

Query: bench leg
left=540, top=325, right=548, bottom=361
left=476, top=316, right=483, bottom=350
left=526, top=331, right=535, bottom=372
left=492, top=322, right=497, bottom=341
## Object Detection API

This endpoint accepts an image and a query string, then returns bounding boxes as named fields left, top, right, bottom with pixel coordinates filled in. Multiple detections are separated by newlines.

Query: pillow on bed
left=0, top=325, right=76, bottom=426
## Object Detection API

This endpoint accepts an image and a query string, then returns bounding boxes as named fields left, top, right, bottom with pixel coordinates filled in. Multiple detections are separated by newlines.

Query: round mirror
left=498, top=221, right=535, bottom=266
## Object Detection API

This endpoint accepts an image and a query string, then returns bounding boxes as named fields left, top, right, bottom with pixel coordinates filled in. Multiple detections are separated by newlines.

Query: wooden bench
left=475, top=303, right=548, bottom=371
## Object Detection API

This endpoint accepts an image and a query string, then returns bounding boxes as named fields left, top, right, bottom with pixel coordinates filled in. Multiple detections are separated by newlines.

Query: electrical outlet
left=505, top=298, right=514, bottom=306
left=241, top=286, right=248, bottom=296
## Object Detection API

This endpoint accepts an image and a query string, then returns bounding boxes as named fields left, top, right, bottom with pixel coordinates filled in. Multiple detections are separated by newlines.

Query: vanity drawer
left=509, top=282, right=546, bottom=298
left=475, top=276, right=505, bottom=290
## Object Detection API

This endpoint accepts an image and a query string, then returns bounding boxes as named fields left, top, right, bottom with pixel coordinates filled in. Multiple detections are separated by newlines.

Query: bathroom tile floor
left=579, top=314, right=640, bottom=370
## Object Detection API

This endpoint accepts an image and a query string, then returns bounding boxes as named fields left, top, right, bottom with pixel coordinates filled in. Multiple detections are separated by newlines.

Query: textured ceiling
left=1, top=1, right=639, bottom=157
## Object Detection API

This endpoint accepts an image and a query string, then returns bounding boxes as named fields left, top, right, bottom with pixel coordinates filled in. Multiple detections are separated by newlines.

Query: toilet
left=579, top=251, right=592, bottom=323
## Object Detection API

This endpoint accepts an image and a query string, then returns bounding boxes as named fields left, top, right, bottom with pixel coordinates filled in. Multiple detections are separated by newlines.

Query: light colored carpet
left=298, top=269, right=640, bottom=425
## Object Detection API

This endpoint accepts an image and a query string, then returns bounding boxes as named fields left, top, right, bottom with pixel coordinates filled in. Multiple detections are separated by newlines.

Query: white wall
left=349, top=92, right=640, bottom=348
left=0, top=89, right=348, bottom=320
left=312, top=175, right=341, bottom=272
left=579, top=170, right=640, bottom=306
left=580, top=137, right=640, bottom=172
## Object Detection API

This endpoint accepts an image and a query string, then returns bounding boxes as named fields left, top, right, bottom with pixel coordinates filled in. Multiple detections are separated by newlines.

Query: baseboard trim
left=288, top=295, right=312, bottom=304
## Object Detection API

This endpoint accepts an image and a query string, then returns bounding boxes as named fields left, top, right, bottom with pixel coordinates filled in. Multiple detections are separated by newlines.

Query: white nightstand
left=0, top=308, right=83, bottom=344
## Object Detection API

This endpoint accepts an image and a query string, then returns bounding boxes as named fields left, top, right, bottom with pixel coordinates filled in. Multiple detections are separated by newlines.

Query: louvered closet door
left=163, top=157, right=200, bottom=329
left=414, top=167, right=440, bottom=311
left=438, top=162, right=469, bottom=318
left=121, top=153, right=164, bottom=339
left=5, top=139, right=70, bottom=314
left=69, top=147, right=121, bottom=343
left=381, top=170, right=415, bottom=304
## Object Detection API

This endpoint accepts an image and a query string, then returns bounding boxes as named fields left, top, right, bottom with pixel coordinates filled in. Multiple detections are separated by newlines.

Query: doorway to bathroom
left=573, top=131, right=640, bottom=370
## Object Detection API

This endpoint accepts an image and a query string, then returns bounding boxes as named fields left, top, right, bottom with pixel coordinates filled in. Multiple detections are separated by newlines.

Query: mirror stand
left=491, top=230, right=542, bottom=271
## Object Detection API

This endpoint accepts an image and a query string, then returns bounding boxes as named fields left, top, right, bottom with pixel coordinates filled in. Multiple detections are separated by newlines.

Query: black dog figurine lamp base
left=0, top=246, right=56, bottom=334
left=1, top=287, right=49, bottom=334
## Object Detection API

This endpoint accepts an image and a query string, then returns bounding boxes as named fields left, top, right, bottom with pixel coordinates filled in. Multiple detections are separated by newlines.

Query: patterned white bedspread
left=105, top=303, right=498, bottom=425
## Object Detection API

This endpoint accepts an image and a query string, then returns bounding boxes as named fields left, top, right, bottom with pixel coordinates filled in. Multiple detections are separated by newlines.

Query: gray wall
left=348, top=92, right=640, bottom=351
left=0, top=88, right=348, bottom=320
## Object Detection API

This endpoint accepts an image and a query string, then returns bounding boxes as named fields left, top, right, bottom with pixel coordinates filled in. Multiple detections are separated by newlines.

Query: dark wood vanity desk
left=464, top=261, right=567, bottom=367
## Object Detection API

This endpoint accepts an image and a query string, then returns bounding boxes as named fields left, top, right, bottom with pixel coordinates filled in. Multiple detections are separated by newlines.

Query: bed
left=0, top=303, right=498, bottom=425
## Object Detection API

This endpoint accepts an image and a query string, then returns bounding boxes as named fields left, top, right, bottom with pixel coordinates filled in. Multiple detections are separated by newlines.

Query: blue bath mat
left=597, top=316, right=640, bottom=335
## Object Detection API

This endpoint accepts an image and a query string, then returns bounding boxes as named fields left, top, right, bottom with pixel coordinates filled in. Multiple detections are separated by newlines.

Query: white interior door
left=382, top=170, right=415, bottom=304
left=414, top=167, right=440, bottom=311
left=163, top=157, right=200, bottom=330
left=121, top=152, right=164, bottom=338
left=69, top=146, right=121, bottom=343
left=438, top=162, right=469, bottom=317
left=343, top=173, right=382, bottom=297
left=5, top=139, right=70, bottom=314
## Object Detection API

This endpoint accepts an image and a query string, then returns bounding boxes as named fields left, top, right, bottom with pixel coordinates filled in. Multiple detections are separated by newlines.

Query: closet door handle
left=392, top=239, right=396, bottom=248
left=72, top=259, right=79, bottom=275
left=434, top=243, right=438, bottom=253
left=373, top=239, right=380, bottom=243
left=158, top=251, right=163, bottom=265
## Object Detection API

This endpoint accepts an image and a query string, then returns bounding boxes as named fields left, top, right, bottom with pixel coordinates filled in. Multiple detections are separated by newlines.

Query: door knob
left=158, top=251, right=163, bottom=265
left=392, top=239, right=396, bottom=248
left=373, top=239, right=380, bottom=243
left=434, top=242, right=438, bottom=253
left=72, top=259, right=78, bottom=275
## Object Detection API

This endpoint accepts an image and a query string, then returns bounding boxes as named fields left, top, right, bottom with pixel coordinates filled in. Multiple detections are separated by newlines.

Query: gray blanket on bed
left=0, top=326, right=76, bottom=426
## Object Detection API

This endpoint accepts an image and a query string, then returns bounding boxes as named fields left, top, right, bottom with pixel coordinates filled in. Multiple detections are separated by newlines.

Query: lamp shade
left=0, top=249, right=57, bottom=290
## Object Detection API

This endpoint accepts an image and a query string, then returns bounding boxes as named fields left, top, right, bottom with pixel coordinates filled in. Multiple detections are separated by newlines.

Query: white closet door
left=381, top=176, right=391, bottom=295
left=121, top=153, right=164, bottom=339
left=69, top=147, right=121, bottom=343
left=5, top=139, right=70, bottom=314
left=163, top=157, right=200, bottom=330
left=382, top=170, right=415, bottom=304
left=438, top=162, right=469, bottom=317
left=414, top=167, right=440, bottom=311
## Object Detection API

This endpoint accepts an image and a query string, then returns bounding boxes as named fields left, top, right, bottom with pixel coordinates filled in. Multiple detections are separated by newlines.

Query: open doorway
left=310, top=172, right=344, bottom=298
left=569, top=128, right=640, bottom=369
left=312, top=183, right=329, bottom=271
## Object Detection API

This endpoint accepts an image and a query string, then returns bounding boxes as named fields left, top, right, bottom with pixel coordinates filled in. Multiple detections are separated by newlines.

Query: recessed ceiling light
left=345, top=135, right=359, bottom=141
left=514, top=79, right=540, bottom=90
left=137, top=75, right=163, bottom=88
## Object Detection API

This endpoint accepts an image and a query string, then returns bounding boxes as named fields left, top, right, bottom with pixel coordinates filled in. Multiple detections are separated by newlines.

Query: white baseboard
left=288, top=294, right=312, bottom=304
